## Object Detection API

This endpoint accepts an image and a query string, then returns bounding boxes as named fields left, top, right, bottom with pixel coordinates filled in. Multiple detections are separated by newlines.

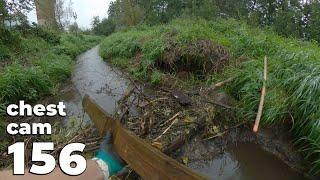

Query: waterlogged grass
left=100, top=18, right=320, bottom=175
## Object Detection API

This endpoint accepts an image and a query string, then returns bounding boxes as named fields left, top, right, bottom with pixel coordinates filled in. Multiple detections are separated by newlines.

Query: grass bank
left=0, top=27, right=100, bottom=143
left=100, top=18, right=320, bottom=175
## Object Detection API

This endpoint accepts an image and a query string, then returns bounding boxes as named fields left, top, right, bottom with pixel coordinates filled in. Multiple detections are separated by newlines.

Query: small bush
left=150, top=70, right=162, bottom=85
left=31, top=26, right=61, bottom=45
left=0, top=43, right=11, bottom=61
left=33, top=52, right=72, bottom=82
left=0, top=64, right=53, bottom=103
left=21, top=37, right=50, bottom=55
left=54, top=34, right=101, bottom=58
left=109, top=57, right=130, bottom=68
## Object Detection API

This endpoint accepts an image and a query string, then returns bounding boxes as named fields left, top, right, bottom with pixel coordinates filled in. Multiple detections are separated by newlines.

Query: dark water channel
left=60, top=47, right=305, bottom=179
left=194, top=143, right=306, bottom=180
left=60, top=46, right=130, bottom=123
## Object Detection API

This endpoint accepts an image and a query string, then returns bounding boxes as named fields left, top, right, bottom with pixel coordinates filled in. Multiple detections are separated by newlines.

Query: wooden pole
left=253, top=56, right=268, bottom=133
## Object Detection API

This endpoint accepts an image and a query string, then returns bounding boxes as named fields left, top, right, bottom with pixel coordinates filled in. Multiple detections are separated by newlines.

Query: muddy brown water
left=61, top=47, right=306, bottom=179
left=60, top=46, right=130, bottom=123
left=193, top=143, right=306, bottom=180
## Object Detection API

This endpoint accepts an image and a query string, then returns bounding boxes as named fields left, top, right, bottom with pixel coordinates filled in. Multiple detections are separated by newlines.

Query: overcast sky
left=27, top=0, right=114, bottom=29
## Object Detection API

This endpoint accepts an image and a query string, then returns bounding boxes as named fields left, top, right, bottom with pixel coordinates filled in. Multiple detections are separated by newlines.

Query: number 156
left=8, top=142, right=86, bottom=176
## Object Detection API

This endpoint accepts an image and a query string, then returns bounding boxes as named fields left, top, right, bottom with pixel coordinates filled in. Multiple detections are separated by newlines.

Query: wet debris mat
left=113, top=74, right=306, bottom=179
left=114, top=75, right=237, bottom=158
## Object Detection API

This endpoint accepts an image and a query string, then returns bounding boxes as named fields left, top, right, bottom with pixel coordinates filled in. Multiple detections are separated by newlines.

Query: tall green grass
left=0, top=33, right=100, bottom=105
left=100, top=18, right=320, bottom=175
left=54, top=34, right=101, bottom=58
left=0, top=27, right=101, bottom=152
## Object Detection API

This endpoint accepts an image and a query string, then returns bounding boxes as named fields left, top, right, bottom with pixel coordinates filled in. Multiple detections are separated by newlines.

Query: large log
left=82, top=95, right=206, bottom=180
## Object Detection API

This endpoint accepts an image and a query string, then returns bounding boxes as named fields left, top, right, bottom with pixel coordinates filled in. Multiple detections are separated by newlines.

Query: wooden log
left=82, top=95, right=206, bottom=180
left=163, top=119, right=206, bottom=155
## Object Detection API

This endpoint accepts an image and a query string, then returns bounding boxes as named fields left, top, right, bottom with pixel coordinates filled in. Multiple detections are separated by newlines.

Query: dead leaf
left=212, top=126, right=220, bottom=134
left=183, top=116, right=194, bottom=123
left=151, top=142, right=163, bottom=150
left=182, top=156, right=189, bottom=165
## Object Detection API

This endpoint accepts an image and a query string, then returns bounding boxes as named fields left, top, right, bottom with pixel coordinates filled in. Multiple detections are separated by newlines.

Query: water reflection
left=196, top=143, right=306, bottom=180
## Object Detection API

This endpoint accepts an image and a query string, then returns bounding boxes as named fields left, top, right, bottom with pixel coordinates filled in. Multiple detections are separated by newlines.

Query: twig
left=160, top=112, right=181, bottom=127
left=143, top=97, right=169, bottom=107
left=203, top=121, right=247, bottom=141
left=253, top=56, right=268, bottom=133
left=84, top=145, right=100, bottom=152
left=208, top=77, right=235, bottom=91
left=203, top=131, right=228, bottom=141
left=119, top=87, right=135, bottom=103
left=119, top=107, right=129, bottom=123
left=201, top=99, right=234, bottom=110
left=154, top=118, right=179, bottom=142
left=51, top=127, right=92, bottom=155
left=163, top=117, right=206, bottom=154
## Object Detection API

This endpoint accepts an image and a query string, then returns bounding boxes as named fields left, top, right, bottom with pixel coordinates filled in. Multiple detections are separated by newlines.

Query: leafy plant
left=150, top=70, right=162, bottom=85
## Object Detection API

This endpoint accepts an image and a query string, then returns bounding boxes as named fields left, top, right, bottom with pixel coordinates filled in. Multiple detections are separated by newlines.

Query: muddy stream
left=59, top=46, right=305, bottom=180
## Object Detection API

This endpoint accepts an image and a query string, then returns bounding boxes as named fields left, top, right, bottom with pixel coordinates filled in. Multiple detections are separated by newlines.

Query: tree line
left=92, top=0, right=320, bottom=43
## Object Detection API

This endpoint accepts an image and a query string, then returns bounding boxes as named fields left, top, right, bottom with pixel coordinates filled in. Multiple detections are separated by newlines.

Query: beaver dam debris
left=110, top=73, right=306, bottom=179
left=116, top=78, right=235, bottom=152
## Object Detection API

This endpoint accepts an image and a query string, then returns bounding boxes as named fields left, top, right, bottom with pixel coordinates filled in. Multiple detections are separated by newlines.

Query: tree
left=1, top=0, right=34, bottom=26
left=107, top=0, right=144, bottom=27
left=55, top=0, right=76, bottom=29
left=0, top=0, right=8, bottom=25
left=92, top=16, right=100, bottom=28
left=121, top=0, right=144, bottom=26
left=69, top=22, right=80, bottom=33
left=305, top=0, right=320, bottom=42
left=35, top=0, right=57, bottom=27
left=92, top=18, right=115, bottom=36
left=104, top=0, right=320, bottom=44
left=5, top=0, right=34, bottom=15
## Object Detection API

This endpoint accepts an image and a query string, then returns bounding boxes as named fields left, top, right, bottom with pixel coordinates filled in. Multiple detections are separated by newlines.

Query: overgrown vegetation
left=0, top=0, right=103, bottom=170
left=100, top=18, right=320, bottom=175
left=0, top=23, right=100, bottom=133
left=94, top=0, right=320, bottom=45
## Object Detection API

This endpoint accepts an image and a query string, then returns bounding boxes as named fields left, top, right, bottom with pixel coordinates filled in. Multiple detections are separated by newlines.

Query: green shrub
left=0, top=32, right=100, bottom=106
left=0, top=64, right=53, bottom=103
left=0, top=43, right=11, bottom=61
left=150, top=70, right=162, bottom=85
left=100, top=32, right=142, bottom=59
left=21, top=37, right=50, bottom=55
left=109, top=57, right=130, bottom=68
left=33, top=52, right=73, bottom=83
left=54, top=34, right=101, bottom=58
left=31, top=26, right=61, bottom=45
